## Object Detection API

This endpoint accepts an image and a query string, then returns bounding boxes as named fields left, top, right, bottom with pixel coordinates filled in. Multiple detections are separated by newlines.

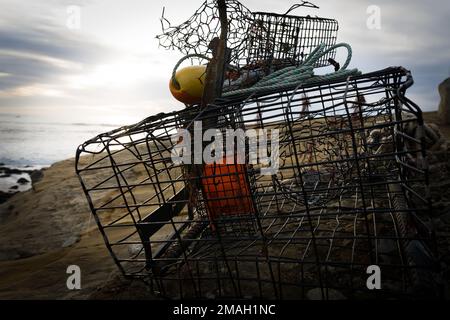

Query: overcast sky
left=0, top=0, right=449, bottom=125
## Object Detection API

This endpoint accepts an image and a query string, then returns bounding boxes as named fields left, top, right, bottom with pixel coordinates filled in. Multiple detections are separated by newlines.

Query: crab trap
left=157, top=0, right=338, bottom=72
left=76, top=67, right=439, bottom=299
left=247, top=3, right=338, bottom=70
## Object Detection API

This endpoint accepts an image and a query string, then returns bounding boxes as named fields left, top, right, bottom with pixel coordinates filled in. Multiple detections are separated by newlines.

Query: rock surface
left=0, top=191, right=17, bottom=204
left=0, top=158, right=119, bottom=299
left=29, top=170, right=44, bottom=184
left=17, top=178, right=29, bottom=185
left=438, top=78, right=450, bottom=124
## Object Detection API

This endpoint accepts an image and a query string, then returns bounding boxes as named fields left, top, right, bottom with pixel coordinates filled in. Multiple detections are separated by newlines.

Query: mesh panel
left=76, top=67, right=437, bottom=299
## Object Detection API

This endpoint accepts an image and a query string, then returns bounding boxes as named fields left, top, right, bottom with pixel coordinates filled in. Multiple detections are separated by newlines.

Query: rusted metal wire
left=156, top=0, right=252, bottom=68
left=157, top=0, right=339, bottom=71
left=248, top=6, right=338, bottom=69
left=76, top=67, right=439, bottom=299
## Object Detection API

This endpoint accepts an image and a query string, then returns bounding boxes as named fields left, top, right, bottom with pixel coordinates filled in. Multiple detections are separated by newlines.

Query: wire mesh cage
left=157, top=1, right=339, bottom=72
left=246, top=3, right=339, bottom=70
left=76, top=67, right=439, bottom=299
left=156, top=0, right=253, bottom=69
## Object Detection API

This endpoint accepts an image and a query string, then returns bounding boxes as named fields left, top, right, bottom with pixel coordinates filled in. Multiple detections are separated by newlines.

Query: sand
left=0, top=111, right=449, bottom=299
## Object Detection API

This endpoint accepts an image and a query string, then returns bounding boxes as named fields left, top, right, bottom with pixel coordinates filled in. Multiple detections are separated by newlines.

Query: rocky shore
left=0, top=165, right=46, bottom=204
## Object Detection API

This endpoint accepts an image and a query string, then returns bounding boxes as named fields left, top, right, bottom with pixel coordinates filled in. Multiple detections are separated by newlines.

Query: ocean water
left=0, top=113, right=121, bottom=167
left=0, top=113, right=124, bottom=193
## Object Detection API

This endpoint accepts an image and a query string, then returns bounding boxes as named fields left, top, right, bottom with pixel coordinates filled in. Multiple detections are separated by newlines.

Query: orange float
left=201, top=158, right=255, bottom=224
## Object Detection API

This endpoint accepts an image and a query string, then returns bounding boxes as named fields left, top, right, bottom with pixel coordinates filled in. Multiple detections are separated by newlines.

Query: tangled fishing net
left=156, top=0, right=253, bottom=67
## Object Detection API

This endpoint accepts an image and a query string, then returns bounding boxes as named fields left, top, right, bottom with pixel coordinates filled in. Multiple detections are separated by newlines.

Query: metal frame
left=246, top=11, right=338, bottom=69
left=76, top=67, right=438, bottom=299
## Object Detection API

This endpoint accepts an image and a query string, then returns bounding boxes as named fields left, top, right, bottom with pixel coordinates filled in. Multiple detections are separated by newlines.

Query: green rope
left=170, top=43, right=360, bottom=99
left=222, top=43, right=361, bottom=98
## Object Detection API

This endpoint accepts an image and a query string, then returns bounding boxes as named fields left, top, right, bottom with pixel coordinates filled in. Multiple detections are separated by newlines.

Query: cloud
left=0, top=0, right=449, bottom=120
left=310, top=0, right=450, bottom=110
left=0, top=27, right=111, bottom=64
left=243, top=0, right=450, bottom=111
left=0, top=0, right=117, bottom=100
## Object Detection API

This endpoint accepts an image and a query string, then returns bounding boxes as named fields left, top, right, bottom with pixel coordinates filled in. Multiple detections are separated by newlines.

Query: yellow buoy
left=169, top=65, right=207, bottom=105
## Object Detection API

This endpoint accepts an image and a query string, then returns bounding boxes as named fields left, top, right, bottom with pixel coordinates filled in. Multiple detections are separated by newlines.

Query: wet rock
left=0, top=249, right=34, bottom=261
left=0, top=204, right=16, bottom=223
left=17, top=177, right=30, bottom=184
left=306, top=288, right=347, bottom=300
left=62, top=235, right=81, bottom=248
left=29, top=170, right=44, bottom=184
left=0, top=166, right=45, bottom=185
left=0, top=167, right=22, bottom=175
left=0, top=250, right=21, bottom=261
left=0, top=191, right=16, bottom=204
